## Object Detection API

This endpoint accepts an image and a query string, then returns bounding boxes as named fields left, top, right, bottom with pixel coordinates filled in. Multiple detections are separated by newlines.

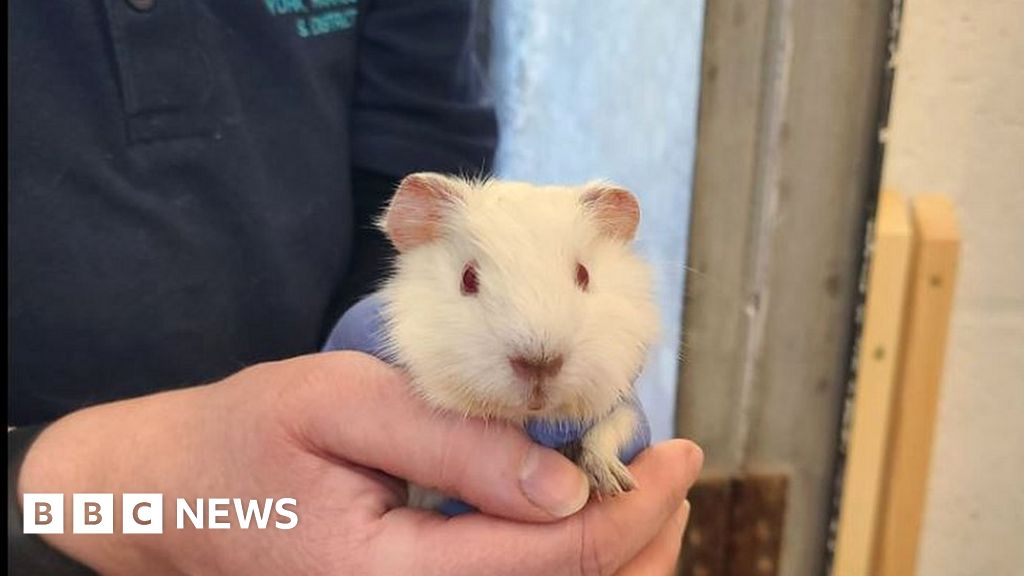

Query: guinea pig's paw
left=579, top=448, right=637, bottom=497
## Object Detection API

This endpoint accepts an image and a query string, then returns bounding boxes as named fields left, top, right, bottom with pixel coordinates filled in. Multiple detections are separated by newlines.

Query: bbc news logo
left=24, top=494, right=299, bottom=534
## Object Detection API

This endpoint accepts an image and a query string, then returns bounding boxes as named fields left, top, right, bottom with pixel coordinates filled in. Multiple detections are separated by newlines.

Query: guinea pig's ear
left=581, top=183, right=640, bottom=242
left=381, top=173, right=463, bottom=252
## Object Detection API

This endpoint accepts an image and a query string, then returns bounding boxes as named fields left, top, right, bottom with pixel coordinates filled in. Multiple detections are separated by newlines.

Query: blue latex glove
left=322, top=294, right=652, bottom=515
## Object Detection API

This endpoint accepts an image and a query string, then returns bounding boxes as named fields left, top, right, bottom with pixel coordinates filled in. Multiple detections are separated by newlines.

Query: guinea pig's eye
left=575, top=263, right=590, bottom=291
left=461, top=262, right=479, bottom=296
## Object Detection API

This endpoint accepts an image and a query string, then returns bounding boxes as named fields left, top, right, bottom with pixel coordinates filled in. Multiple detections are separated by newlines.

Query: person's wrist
left=18, top=409, right=139, bottom=574
left=9, top=424, right=98, bottom=575
left=16, top=390, right=208, bottom=575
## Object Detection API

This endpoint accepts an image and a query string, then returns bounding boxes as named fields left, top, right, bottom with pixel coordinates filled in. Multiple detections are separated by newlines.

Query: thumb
left=282, top=351, right=591, bottom=522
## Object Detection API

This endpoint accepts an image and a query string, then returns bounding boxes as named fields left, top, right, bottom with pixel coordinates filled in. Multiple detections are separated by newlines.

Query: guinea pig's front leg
left=577, top=403, right=640, bottom=496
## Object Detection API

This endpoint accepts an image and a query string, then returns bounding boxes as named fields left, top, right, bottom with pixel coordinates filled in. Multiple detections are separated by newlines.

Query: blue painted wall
left=490, top=0, right=705, bottom=441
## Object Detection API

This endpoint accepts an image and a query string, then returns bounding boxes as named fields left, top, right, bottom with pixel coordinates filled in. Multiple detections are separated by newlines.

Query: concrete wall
left=489, top=0, right=705, bottom=441
left=881, top=1, right=1024, bottom=574
left=678, top=1, right=892, bottom=573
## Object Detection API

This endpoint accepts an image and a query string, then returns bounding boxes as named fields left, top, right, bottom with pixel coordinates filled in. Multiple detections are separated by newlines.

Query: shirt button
left=126, top=0, right=155, bottom=12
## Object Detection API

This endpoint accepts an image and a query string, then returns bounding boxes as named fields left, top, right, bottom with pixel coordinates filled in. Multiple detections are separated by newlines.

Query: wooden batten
left=875, top=195, right=961, bottom=576
left=833, top=192, right=913, bottom=576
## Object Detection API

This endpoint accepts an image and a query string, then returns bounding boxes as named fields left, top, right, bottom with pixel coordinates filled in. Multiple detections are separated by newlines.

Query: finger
left=614, top=500, right=691, bottom=576
left=281, top=352, right=590, bottom=522
left=573, top=440, right=702, bottom=573
left=369, top=439, right=704, bottom=576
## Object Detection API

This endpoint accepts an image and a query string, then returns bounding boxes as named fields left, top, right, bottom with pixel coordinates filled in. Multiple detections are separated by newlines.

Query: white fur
left=580, top=402, right=641, bottom=493
left=379, top=178, right=660, bottom=424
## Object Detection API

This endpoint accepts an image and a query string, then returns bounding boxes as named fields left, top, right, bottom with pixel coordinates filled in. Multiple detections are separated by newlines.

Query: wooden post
left=875, top=195, right=961, bottom=576
left=832, top=192, right=913, bottom=576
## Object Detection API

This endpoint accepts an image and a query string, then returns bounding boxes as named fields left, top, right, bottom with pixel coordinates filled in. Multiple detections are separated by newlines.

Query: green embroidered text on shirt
left=264, top=0, right=358, bottom=39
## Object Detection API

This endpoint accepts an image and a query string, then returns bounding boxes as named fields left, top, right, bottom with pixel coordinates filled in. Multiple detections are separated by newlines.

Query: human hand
left=19, top=352, right=702, bottom=575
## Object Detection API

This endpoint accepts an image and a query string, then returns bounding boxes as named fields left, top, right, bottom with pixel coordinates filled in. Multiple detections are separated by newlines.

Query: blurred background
left=482, top=0, right=1024, bottom=575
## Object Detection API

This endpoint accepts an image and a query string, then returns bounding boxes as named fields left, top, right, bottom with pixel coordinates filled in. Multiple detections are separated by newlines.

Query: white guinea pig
left=377, top=173, right=660, bottom=494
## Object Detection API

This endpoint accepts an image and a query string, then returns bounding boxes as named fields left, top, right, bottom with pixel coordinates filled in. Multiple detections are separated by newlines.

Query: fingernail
left=519, top=444, right=590, bottom=518
left=676, top=499, right=692, bottom=530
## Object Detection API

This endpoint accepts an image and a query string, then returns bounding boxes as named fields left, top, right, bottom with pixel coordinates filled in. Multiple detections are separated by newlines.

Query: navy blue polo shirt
left=8, top=0, right=497, bottom=426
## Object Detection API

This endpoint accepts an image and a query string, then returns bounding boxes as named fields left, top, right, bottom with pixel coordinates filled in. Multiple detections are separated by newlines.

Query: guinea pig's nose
left=509, top=354, right=564, bottom=381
